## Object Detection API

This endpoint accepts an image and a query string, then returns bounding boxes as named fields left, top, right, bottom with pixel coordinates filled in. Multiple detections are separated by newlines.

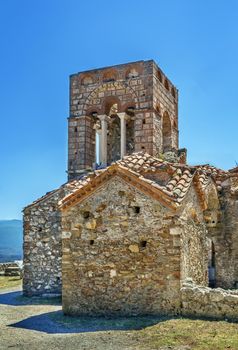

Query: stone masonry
left=23, top=60, right=238, bottom=320
left=68, top=60, right=179, bottom=180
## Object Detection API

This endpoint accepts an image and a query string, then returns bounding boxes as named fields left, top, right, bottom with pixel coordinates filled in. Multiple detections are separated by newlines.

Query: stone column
left=98, top=115, right=109, bottom=166
left=97, top=129, right=102, bottom=164
left=118, top=112, right=128, bottom=159
left=94, top=120, right=102, bottom=164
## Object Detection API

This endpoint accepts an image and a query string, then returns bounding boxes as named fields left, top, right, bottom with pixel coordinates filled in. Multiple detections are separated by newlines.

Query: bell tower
left=68, top=60, right=179, bottom=180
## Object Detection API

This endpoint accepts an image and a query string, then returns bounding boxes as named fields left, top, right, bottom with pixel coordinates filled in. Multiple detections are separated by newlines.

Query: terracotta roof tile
left=27, top=152, right=230, bottom=210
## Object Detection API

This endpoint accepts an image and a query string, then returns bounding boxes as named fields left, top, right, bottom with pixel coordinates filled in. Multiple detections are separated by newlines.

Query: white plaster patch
left=110, top=269, right=117, bottom=278
left=170, top=227, right=182, bottom=236
left=62, top=231, right=72, bottom=239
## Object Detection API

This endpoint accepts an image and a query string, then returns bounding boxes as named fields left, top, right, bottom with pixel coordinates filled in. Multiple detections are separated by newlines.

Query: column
left=98, top=129, right=103, bottom=164
left=118, top=112, right=128, bottom=159
left=94, top=120, right=102, bottom=165
left=98, top=115, right=109, bottom=166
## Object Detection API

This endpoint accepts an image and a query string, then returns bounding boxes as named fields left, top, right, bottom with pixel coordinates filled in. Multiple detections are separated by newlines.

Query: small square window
left=140, top=240, right=147, bottom=249
left=133, top=206, right=140, bottom=214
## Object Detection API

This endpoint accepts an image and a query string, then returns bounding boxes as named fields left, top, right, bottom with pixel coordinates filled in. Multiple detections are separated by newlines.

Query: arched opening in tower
left=126, top=118, right=134, bottom=155
left=107, top=112, right=121, bottom=163
left=162, top=112, right=172, bottom=152
left=208, top=239, right=216, bottom=288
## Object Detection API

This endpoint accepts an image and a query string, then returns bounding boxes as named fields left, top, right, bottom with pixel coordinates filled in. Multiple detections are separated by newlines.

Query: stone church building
left=23, top=60, right=238, bottom=318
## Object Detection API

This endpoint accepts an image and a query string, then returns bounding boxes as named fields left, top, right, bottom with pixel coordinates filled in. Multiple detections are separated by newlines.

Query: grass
left=138, top=318, right=238, bottom=350
left=1, top=276, right=238, bottom=349
left=0, top=275, right=22, bottom=290
left=50, top=312, right=238, bottom=349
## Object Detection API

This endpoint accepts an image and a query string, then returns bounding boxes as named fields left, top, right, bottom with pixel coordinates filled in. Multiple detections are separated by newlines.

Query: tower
left=68, top=60, right=179, bottom=180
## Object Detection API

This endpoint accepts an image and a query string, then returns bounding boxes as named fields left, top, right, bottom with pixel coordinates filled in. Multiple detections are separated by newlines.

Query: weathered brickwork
left=68, top=60, right=179, bottom=179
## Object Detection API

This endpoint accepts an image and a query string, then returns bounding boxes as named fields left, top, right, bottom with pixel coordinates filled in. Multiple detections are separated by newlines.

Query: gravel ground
left=0, top=287, right=166, bottom=350
left=1, top=287, right=237, bottom=350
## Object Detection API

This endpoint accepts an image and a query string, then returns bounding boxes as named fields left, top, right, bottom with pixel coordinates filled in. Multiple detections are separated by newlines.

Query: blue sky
left=0, top=0, right=238, bottom=219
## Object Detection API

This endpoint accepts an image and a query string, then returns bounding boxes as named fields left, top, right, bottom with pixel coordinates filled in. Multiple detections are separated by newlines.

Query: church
left=23, top=60, right=238, bottom=318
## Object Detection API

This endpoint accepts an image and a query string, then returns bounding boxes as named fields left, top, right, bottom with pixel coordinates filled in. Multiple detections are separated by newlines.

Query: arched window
left=103, top=96, right=121, bottom=116
left=126, top=68, right=139, bottom=79
left=162, top=112, right=172, bottom=152
left=82, top=75, right=93, bottom=85
left=157, top=70, right=162, bottom=83
left=164, top=79, right=170, bottom=91
left=171, top=87, right=176, bottom=98
left=102, top=69, right=117, bottom=82
left=156, top=104, right=161, bottom=115
left=107, top=114, right=121, bottom=163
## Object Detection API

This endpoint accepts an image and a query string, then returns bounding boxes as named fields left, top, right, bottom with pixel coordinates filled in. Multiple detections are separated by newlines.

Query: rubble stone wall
left=181, top=279, right=238, bottom=321
left=62, top=176, right=182, bottom=316
left=178, top=186, right=209, bottom=286
left=23, top=190, right=63, bottom=296
left=0, top=262, right=18, bottom=272
left=207, top=178, right=238, bottom=289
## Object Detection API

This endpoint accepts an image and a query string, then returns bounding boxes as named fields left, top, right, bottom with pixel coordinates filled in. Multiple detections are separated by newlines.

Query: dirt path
left=3, top=287, right=236, bottom=350
left=0, top=287, right=159, bottom=350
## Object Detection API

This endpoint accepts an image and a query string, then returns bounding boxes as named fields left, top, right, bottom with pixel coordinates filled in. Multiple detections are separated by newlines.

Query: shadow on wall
left=9, top=311, right=168, bottom=334
left=0, top=290, right=61, bottom=306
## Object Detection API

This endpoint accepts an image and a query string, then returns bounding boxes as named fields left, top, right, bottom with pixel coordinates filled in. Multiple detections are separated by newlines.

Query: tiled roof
left=27, top=152, right=232, bottom=211
left=195, top=164, right=228, bottom=178
left=194, top=164, right=231, bottom=192
left=116, top=152, right=195, bottom=203
left=59, top=153, right=198, bottom=210
left=24, top=176, right=97, bottom=209
left=229, top=166, right=238, bottom=174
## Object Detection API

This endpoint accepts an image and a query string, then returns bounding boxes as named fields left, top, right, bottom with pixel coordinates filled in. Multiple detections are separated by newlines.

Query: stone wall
left=207, top=177, right=238, bottom=289
left=0, top=262, right=18, bottom=272
left=177, top=186, right=209, bottom=286
left=23, top=190, right=64, bottom=296
left=181, top=279, right=238, bottom=321
left=181, top=221, right=208, bottom=285
left=62, top=176, right=182, bottom=316
left=152, top=61, right=178, bottom=152
left=68, top=60, right=179, bottom=179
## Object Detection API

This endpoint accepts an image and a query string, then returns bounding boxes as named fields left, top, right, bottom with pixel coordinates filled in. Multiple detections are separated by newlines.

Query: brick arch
left=164, top=79, right=170, bottom=91
left=102, top=68, right=118, bottom=82
left=155, top=103, right=162, bottom=116
left=83, top=82, right=139, bottom=115
left=85, top=106, right=101, bottom=116
left=156, top=69, right=163, bottom=83
left=125, top=64, right=143, bottom=79
left=80, top=73, right=94, bottom=85
left=103, top=96, right=122, bottom=115
left=121, top=101, right=136, bottom=114
left=171, top=87, right=176, bottom=98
